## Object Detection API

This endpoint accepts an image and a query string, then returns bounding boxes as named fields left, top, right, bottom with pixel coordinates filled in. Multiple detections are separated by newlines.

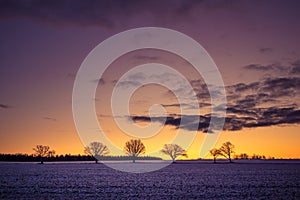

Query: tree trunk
left=133, top=156, right=136, bottom=163
left=213, top=157, right=216, bottom=163
left=95, top=159, right=98, bottom=164
left=171, top=155, right=175, bottom=163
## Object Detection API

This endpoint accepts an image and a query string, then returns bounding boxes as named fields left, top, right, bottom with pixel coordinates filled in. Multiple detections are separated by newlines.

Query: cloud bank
left=131, top=75, right=300, bottom=132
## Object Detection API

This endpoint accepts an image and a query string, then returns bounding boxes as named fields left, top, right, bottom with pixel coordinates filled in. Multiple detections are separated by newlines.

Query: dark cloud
left=66, top=73, right=76, bottom=80
left=131, top=115, right=181, bottom=127
left=189, top=79, right=211, bottom=100
left=132, top=114, right=214, bottom=132
left=98, top=78, right=105, bottom=85
left=291, top=59, right=300, bottom=74
left=231, top=93, right=277, bottom=110
left=43, top=117, right=56, bottom=122
left=228, top=77, right=300, bottom=100
left=162, top=102, right=210, bottom=109
left=229, top=82, right=259, bottom=92
left=162, top=103, right=181, bottom=108
left=131, top=116, right=151, bottom=122
left=0, top=104, right=13, bottom=109
left=236, top=97, right=256, bottom=109
left=116, top=80, right=142, bottom=88
left=225, top=106, right=258, bottom=117
left=134, top=55, right=160, bottom=61
left=243, top=64, right=274, bottom=71
left=131, top=105, right=300, bottom=132
left=243, top=106, right=300, bottom=128
left=284, top=110, right=300, bottom=123
left=259, top=47, right=272, bottom=53
left=131, top=74, right=300, bottom=132
left=242, top=59, right=300, bottom=75
left=199, top=102, right=212, bottom=107
left=261, top=77, right=300, bottom=98
left=132, top=114, right=208, bottom=132
left=91, top=78, right=106, bottom=86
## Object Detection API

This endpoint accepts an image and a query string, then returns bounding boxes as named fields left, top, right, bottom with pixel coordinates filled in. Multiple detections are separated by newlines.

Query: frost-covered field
left=0, top=162, right=299, bottom=199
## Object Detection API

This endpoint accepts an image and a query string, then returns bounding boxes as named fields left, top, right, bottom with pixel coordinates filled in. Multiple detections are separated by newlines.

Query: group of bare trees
left=234, top=153, right=272, bottom=160
left=33, top=141, right=235, bottom=164
left=84, top=139, right=187, bottom=163
left=83, top=139, right=146, bottom=163
left=210, top=141, right=235, bottom=163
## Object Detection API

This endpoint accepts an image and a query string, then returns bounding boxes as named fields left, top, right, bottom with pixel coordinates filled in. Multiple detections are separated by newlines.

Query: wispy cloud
left=242, top=59, right=300, bottom=76
left=66, top=73, right=76, bottom=80
left=134, top=55, right=160, bottom=61
left=0, top=104, right=13, bottom=109
left=259, top=47, right=273, bottom=54
left=242, top=63, right=286, bottom=72
left=43, top=117, right=57, bottom=122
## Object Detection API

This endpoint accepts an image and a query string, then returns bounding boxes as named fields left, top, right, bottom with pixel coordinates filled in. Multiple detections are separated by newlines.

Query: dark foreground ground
left=0, top=162, right=299, bottom=199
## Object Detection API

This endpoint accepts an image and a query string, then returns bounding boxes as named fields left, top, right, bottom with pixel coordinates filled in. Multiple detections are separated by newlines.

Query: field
left=0, top=162, right=299, bottom=199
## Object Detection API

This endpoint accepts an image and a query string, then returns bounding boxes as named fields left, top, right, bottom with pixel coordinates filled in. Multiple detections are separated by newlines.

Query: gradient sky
left=0, top=0, right=300, bottom=159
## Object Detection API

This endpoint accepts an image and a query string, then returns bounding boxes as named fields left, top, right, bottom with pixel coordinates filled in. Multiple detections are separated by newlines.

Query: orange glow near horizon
left=1, top=122, right=299, bottom=160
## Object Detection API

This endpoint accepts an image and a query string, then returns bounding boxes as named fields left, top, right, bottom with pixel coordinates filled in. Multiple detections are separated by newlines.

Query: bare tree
left=33, top=145, right=50, bottom=164
left=85, top=142, right=109, bottom=163
left=124, top=139, right=146, bottom=163
left=219, top=141, right=235, bottom=163
left=160, top=144, right=187, bottom=162
left=210, top=148, right=221, bottom=163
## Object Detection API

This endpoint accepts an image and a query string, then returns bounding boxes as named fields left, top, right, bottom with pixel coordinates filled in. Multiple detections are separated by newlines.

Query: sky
left=0, top=0, right=300, bottom=159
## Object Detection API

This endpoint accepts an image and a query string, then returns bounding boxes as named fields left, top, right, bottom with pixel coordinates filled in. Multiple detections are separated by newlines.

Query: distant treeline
left=0, top=154, right=162, bottom=162
left=234, top=153, right=275, bottom=160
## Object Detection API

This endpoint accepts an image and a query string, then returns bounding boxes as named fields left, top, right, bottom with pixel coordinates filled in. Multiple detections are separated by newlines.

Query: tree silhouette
left=209, top=148, right=222, bottom=163
left=219, top=141, right=235, bottom=163
left=235, top=153, right=249, bottom=160
left=85, top=142, right=109, bottom=163
left=251, top=154, right=266, bottom=160
left=160, top=144, right=187, bottom=162
left=124, top=139, right=146, bottom=163
left=47, top=150, right=56, bottom=158
left=33, top=145, right=50, bottom=164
